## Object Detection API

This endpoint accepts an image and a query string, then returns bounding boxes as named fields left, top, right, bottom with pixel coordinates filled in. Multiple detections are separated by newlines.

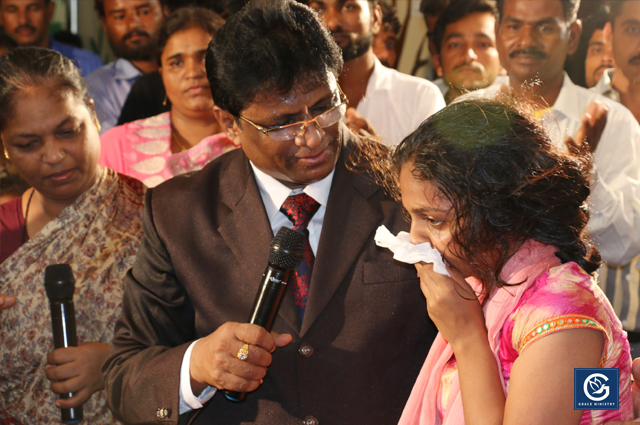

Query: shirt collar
left=249, top=161, right=335, bottom=222
left=114, top=58, right=143, bottom=80
left=363, top=57, right=390, bottom=94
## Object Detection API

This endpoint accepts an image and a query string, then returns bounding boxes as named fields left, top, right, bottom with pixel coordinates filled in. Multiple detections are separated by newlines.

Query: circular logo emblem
left=583, top=373, right=610, bottom=401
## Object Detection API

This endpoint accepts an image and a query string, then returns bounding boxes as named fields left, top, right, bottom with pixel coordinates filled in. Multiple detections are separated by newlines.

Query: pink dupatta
left=398, top=240, right=561, bottom=425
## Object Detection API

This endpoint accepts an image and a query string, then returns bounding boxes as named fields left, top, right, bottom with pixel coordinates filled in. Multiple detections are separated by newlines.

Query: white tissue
left=374, top=225, right=450, bottom=277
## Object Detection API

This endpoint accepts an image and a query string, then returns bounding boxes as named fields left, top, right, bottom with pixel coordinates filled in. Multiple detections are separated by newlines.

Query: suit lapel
left=301, top=142, right=383, bottom=336
left=217, top=152, right=301, bottom=333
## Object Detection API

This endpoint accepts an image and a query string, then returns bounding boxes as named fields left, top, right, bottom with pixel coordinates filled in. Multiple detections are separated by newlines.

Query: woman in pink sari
left=389, top=99, right=632, bottom=424
left=99, top=7, right=237, bottom=188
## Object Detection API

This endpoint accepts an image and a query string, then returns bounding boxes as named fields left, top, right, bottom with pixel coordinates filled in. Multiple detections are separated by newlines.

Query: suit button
left=303, top=416, right=319, bottom=425
left=298, top=343, right=313, bottom=357
left=156, top=407, right=171, bottom=419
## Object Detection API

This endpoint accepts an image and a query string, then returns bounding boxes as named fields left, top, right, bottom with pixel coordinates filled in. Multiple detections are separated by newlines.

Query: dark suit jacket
left=103, top=132, right=437, bottom=424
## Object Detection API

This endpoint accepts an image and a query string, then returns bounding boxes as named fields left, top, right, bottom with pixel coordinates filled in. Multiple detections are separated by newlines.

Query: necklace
left=21, top=189, right=34, bottom=244
left=171, top=128, right=191, bottom=153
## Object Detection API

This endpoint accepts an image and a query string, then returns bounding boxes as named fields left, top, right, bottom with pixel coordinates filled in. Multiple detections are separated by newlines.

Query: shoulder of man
left=148, top=148, right=248, bottom=213
left=86, top=61, right=118, bottom=82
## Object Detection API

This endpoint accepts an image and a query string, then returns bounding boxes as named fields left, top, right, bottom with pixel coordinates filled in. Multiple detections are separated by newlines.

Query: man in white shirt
left=103, top=1, right=437, bottom=423
left=307, top=0, right=445, bottom=145
left=471, top=0, right=640, bottom=269
left=589, top=0, right=640, bottom=346
left=86, top=0, right=164, bottom=133
left=592, top=0, right=640, bottom=123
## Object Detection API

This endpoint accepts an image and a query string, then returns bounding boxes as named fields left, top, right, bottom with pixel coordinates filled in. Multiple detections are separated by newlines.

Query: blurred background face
left=0, top=0, right=54, bottom=47
left=0, top=87, right=100, bottom=202
left=160, top=26, right=214, bottom=117
left=584, top=28, right=614, bottom=88
left=372, top=22, right=397, bottom=67
left=611, top=0, right=640, bottom=83
left=309, top=0, right=380, bottom=61
left=101, top=0, right=164, bottom=62
left=497, top=0, right=574, bottom=85
left=438, top=12, right=500, bottom=92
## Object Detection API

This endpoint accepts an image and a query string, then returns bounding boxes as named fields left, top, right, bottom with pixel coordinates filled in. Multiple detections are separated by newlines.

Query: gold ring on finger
left=237, top=343, right=249, bottom=361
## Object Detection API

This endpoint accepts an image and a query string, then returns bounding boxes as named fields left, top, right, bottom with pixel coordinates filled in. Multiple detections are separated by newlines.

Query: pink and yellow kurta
left=400, top=240, right=632, bottom=425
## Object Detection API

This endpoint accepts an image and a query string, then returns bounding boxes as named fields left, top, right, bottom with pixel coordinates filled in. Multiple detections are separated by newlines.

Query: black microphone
left=44, top=264, right=83, bottom=424
left=224, top=226, right=306, bottom=402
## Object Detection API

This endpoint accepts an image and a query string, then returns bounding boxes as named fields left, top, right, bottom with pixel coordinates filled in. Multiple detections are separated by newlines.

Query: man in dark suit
left=102, top=1, right=437, bottom=423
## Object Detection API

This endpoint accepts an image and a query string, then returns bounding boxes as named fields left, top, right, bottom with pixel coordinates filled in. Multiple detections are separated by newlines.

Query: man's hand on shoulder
left=345, top=107, right=380, bottom=141
left=189, top=322, right=292, bottom=395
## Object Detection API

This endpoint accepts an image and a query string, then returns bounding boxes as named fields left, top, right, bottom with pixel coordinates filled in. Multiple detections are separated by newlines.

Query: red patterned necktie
left=280, top=193, right=320, bottom=320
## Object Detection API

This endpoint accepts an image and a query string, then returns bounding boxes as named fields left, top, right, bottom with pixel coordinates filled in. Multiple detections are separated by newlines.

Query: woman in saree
left=99, top=7, right=236, bottom=188
left=0, top=47, right=144, bottom=424
left=387, top=99, right=632, bottom=424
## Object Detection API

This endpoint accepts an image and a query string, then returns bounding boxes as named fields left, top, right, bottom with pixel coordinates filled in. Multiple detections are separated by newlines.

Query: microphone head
left=44, top=264, right=75, bottom=302
left=269, top=227, right=307, bottom=270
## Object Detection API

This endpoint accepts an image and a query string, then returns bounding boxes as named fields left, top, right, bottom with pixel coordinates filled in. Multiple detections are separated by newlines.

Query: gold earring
left=95, top=119, right=101, bottom=133
left=3, top=149, right=8, bottom=160
left=162, top=94, right=167, bottom=107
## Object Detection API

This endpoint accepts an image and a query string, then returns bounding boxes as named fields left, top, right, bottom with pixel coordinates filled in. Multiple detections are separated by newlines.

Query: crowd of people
left=0, top=0, right=640, bottom=424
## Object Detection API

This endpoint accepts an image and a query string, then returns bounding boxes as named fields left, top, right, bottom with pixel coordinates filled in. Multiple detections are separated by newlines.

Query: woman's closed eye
left=58, top=126, right=82, bottom=139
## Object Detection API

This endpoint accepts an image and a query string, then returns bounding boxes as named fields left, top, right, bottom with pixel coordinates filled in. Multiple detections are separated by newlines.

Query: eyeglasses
left=236, top=86, right=348, bottom=142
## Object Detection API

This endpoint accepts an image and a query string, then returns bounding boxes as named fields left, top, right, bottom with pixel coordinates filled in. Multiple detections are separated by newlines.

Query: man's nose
left=463, top=45, right=479, bottom=63
left=295, top=120, right=324, bottom=149
left=126, top=11, right=143, bottom=31
left=323, top=8, right=340, bottom=32
left=17, top=8, right=28, bottom=25
left=515, top=25, right=539, bottom=49
left=602, top=44, right=615, bottom=67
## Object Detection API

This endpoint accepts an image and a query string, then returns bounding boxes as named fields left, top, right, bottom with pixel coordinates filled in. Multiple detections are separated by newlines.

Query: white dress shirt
left=178, top=161, right=335, bottom=414
left=357, top=58, right=446, bottom=146
left=465, top=73, right=640, bottom=266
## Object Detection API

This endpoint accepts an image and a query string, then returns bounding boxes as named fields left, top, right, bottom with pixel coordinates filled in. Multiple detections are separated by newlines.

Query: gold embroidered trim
left=519, top=314, right=608, bottom=364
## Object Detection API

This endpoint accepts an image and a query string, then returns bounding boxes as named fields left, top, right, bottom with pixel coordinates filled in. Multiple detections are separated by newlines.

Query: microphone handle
left=224, top=266, right=291, bottom=402
left=49, top=300, right=84, bottom=423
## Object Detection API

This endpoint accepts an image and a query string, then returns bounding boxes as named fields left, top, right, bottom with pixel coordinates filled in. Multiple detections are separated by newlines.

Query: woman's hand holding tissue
left=414, top=261, right=486, bottom=351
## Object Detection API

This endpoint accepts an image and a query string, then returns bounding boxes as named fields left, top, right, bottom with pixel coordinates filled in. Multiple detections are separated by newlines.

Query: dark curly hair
left=369, top=98, right=600, bottom=293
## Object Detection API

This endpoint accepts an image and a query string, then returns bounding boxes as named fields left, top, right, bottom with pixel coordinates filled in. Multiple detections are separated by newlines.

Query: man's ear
left=567, top=19, right=582, bottom=56
left=604, top=21, right=613, bottom=43
left=214, top=106, right=242, bottom=145
left=433, top=54, right=443, bottom=78
left=371, top=4, right=383, bottom=35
